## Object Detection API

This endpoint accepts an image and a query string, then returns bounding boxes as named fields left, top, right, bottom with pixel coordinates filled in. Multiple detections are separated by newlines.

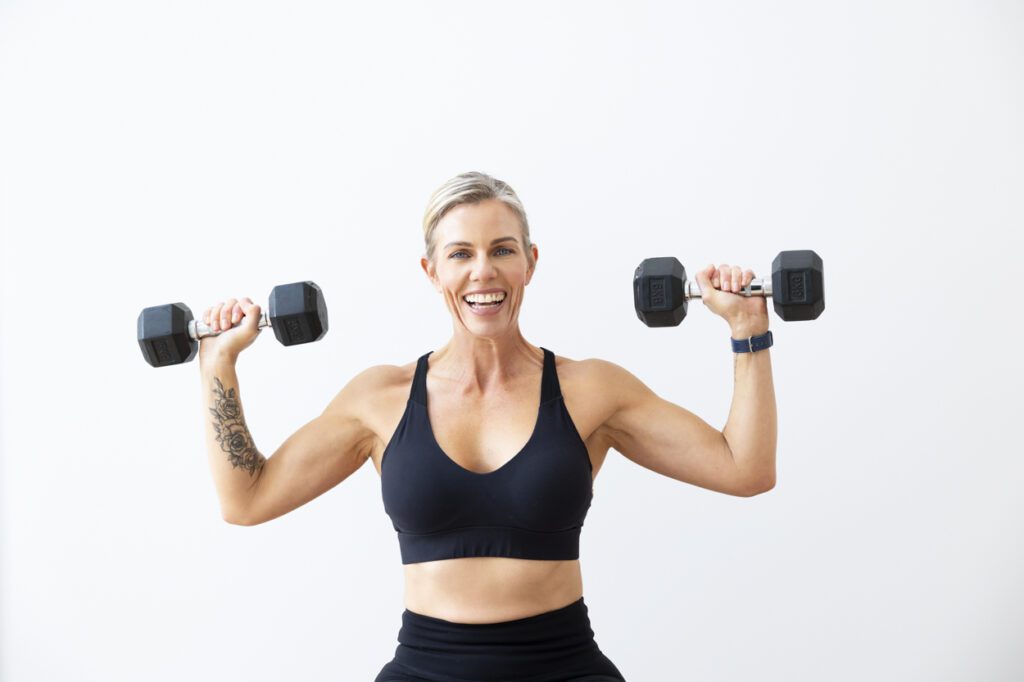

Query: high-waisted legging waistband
left=374, top=597, right=625, bottom=682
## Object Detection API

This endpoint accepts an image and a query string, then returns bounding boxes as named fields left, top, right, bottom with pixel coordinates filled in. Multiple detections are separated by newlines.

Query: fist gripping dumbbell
left=633, top=250, right=825, bottom=327
left=137, top=281, right=329, bottom=367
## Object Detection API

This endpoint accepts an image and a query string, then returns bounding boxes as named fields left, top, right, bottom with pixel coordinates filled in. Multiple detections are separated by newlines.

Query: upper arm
left=232, top=366, right=386, bottom=525
left=593, top=360, right=763, bottom=497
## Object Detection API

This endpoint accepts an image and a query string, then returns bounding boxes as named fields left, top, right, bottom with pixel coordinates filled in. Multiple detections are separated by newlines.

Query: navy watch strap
left=731, top=330, right=773, bottom=353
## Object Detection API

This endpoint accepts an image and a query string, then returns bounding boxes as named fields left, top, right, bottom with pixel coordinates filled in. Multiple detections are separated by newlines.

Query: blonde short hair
left=422, top=171, right=533, bottom=264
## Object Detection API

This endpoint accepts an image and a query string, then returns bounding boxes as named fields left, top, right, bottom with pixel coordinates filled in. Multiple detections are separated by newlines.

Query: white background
left=1, top=1, right=1022, bottom=680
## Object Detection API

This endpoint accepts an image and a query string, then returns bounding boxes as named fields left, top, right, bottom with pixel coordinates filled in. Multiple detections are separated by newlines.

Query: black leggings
left=374, top=596, right=626, bottom=682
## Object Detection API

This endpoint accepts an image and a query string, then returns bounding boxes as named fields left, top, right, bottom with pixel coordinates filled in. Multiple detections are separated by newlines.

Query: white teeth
left=463, top=292, right=506, bottom=304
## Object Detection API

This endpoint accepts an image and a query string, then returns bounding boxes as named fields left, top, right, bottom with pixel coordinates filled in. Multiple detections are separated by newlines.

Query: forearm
left=200, top=356, right=266, bottom=522
left=722, top=322, right=777, bottom=490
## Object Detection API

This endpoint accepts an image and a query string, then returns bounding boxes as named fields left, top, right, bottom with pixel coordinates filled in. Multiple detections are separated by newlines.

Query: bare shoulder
left=325, top=363, right=411, bottom=402
left=554, top=353, right=639, bottom=398
left=323, top=362, right=414, bottom=422
left=322, top=359, right=419, bottom=472
left=551, top=353, right=640, bottom=440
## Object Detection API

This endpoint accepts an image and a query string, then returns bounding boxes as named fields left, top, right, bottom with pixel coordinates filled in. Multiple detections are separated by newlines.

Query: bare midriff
left=403, top=557, right=584, bottom=624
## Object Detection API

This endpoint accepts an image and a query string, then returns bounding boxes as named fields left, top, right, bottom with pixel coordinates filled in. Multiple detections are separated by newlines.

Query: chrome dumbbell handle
left=683, top=277, right=774, bottom=300
left=189, top=311, right=273, bottom=340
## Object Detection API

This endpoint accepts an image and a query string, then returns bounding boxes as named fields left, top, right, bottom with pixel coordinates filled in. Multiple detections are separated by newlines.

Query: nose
left=470, top=253, right=497, bottom=281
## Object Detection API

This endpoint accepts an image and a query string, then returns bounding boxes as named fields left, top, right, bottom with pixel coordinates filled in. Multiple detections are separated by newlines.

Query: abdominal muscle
left=403, top=557, right=584, bottom=623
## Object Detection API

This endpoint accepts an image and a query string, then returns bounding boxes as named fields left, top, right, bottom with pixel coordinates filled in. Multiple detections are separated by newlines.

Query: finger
left=231, top=298, right=249, bottom=325
left=234, top=296, right=253, bottom=325
left=239, top=298, right=256, bottom=320
left=211, top=300, right=225, bottom=331
left=695, top=265, right=714, bottom=295
left=244, top=304, right=262, bottom=328
left=210, top=302, right=224, bottom=331
left=716, top=264, right=730, bottom=291
left=203, top=307, right=211, bottom=326
left=221, top=298, right=238, bottom=330
left=730, top=265, right=742, bottom=293
left=744, top=269, right=755, bottom=289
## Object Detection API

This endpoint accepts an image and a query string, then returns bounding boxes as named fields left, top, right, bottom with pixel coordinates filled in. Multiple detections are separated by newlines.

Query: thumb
left=242, top=300, right=261, bottom=329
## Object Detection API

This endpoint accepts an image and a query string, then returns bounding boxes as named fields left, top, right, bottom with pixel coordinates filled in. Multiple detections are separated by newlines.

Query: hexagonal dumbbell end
left=137, top=302, right=199, bottom=367
left=771, top=250, right=825, bottom=321
left=633, top=257, right=688, bottom=327
left=267, top=281, right=329, bottom=346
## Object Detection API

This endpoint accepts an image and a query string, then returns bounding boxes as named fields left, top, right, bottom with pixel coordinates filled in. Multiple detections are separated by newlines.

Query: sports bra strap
left=409, top=348, right=561, bottom=406
left=410, top=352, right=432, bottom=405
left=539, top=347, right=562, bottom=403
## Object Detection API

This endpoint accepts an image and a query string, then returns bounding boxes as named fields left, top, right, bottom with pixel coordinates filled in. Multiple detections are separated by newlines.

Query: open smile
left=462, top=291, right=507, bottom=316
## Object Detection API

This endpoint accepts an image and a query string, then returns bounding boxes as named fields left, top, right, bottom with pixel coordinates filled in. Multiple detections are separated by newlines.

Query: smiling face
left=421, top=198, right=539, bottom=338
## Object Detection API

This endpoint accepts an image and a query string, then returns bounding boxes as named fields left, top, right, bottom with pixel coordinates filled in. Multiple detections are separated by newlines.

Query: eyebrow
left=443, top=236, right=519, bottom=250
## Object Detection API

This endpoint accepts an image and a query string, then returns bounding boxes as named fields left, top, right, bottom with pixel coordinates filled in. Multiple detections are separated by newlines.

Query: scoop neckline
left=419, top=350, right=545, bottom=477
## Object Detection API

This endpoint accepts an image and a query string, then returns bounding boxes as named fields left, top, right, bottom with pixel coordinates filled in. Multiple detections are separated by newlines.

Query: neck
left=431, top=326, right=541, bottom=392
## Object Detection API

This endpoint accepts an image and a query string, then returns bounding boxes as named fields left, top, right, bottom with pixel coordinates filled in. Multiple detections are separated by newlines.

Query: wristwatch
left=731, top=330, right=773, bottom=353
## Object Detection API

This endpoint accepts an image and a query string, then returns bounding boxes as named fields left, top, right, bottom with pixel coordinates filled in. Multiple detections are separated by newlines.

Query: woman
left=197, top=171, right=777, bottom=681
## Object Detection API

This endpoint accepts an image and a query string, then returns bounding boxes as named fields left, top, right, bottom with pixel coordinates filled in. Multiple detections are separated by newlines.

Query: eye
left=449, top=247, right=515, bottom=259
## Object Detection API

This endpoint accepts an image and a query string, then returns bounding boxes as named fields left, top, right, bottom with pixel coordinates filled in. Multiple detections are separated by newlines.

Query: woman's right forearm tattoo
left=209, top=377, right=266, bottom=477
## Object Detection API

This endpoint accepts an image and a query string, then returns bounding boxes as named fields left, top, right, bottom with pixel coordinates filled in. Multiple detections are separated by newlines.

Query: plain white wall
left=1, top=1, right=1022, bottom=680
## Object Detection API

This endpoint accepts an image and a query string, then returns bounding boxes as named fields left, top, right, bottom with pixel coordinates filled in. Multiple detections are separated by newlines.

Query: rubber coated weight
left=137, top=281, right=329, bottom=368
left=633, top=257, right=689, bottom=327
left=267, top=281, right=329, bottom=346
left=136, top=302, right=200, bottom=367
left=771, top=250, right=825, bottom=321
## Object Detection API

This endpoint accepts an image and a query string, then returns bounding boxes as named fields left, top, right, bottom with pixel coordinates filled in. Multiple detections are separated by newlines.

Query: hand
left=693, top=264, right=770, bottom=337
left=197, top=297, right=262, bottom=365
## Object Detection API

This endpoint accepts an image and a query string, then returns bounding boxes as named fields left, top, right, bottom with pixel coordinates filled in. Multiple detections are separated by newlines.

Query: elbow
left=221, top=506, right=259, bottom=526
left=739, top=473, right=776, bottom=497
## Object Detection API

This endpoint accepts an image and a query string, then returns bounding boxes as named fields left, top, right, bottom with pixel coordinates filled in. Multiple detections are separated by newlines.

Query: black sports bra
left=380, top=348, right=594, bottom=564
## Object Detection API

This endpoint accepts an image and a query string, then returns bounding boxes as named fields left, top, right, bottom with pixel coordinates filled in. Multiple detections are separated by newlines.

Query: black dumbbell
left=137, top=281, right=329, bottom=367
left=633, top=250, right=824, bottom=327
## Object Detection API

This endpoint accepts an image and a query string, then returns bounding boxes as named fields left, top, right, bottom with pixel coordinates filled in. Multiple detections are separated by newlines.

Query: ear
left=525, top=243, right=539, bottom=285
left=420, top=255, right=441, bottom=293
